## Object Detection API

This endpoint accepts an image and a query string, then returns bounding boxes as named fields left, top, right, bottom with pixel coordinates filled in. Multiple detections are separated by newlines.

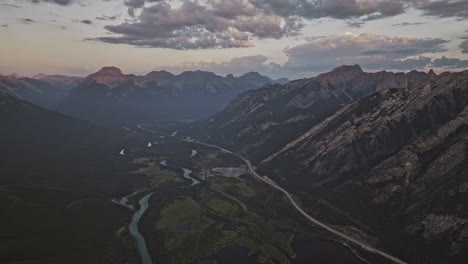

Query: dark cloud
left=80, top=19, right=93, bottom=25
left=392, top=22, right=424, bottom=27
left=20, top=18, right=36, bottom=24
left=347, top=21, right=365, bottom=28
left=85, top=0, right=468, bottom=50
left=96, top=15, right=118, bottom=21
left=90, top=0, right=300, bottom=49
left=433, top=56, right=468, bottom=68
left=412, top=0, right=468, bottom=19
left=31, top=0, right=74, bottom=5
left=124, top=0, right=145, bottom=8
left=251, top=0, right=468, bottom=20
left=460, top=40, right=468, bottom=54
left=1, top=3, right=21, bottom=8
left=1, top=24, right=8, bottom=28
left=251, top=0, right=406, bottom=20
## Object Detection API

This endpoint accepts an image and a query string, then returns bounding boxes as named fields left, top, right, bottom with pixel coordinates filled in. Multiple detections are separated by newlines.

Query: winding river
left=126, top=159, right=200, bottom=264
left=129, top=192, right=153, bottom=264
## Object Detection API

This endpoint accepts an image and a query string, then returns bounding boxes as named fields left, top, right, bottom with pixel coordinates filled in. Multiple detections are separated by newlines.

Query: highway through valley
left=137, top=124, right=408, bottom=264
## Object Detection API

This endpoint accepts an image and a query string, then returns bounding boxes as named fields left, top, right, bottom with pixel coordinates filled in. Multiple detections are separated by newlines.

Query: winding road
left=137, top=124, right=408, bottom=264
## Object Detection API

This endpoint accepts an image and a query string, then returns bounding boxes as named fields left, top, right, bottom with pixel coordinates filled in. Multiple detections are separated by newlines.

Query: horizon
left=0, top=0, right=467, bottom=79
left=0, top=64, right=449, bottom=80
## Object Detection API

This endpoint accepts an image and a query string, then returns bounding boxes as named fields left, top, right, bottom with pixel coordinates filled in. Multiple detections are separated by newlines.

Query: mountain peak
left=93, top=66, right=123, bottom=76
left=331, top=65, right=363, bottom=74
left=241, top=72, right=263, bottom=78
left=317, top=65, right=364, bottom=83
left=86, top=66, right=127, bottom=86
left=145, top=70, right=175, bottom=80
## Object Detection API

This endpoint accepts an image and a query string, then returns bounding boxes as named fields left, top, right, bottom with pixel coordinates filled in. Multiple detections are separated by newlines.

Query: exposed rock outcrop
left=205, top=65, right=437, bottom=161
left=257, top=70, right=468, bottom=263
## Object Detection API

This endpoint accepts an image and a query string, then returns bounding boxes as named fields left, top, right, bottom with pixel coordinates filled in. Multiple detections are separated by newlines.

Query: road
left=137, top=124, right=408, bottom=264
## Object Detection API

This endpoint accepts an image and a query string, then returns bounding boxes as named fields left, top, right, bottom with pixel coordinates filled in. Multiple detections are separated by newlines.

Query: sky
left=0, top=0, right=467, bottom=79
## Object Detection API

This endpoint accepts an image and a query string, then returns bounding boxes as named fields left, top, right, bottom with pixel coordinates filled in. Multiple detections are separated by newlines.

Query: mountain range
left=203, top=65, right=437, bottom=160
left=198, top=66, right=468, bottom=263
left=0, top=74, right=80, bottom=108
left=2, top=63, right=468, bottom=263
left=55, top=67, right=289, bottom=126
left=255, top=70, right=468, bottom=263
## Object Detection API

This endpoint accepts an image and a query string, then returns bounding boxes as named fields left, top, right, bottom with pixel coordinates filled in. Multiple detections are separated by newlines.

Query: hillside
left=0, top=91, right=142, bottom=263
left=204, top=65, right=437, bottom=161
left=257, top=70, right=468, bottom=263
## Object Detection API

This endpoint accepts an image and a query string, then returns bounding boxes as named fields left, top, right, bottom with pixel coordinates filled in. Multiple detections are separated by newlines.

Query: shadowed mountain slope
left=56, top=67, right=288, bottom=126
left=204, top=65, right=436, bottom=161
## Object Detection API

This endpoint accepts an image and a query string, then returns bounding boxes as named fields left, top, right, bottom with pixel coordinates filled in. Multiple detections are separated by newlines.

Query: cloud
left=1, top=24, right=8, bottom=28
left=90, top=0, right=301, bottom=49
left=1, top=3, right=21, bottom=8
left=460, top=39, right=468, bottom=54
left=433, top=56, right=468, bottom=68
left=251, top=0, right=468, bottom=20
left=392, top=22, right=424, bottom=27
left=96, top=15, right=118, bottom=21
left=411, top=0, right=468, bottom=19
left=251, top=0, right=406, bottom=20
left=80, top=19, right=93, bottom=24
left=279, top=33, right=447, bottom=76
left=347, top=21, right=365, bottom=28
left=31, top=0, right=74, bottom=5
left=84, top=0, right=468, bottom=50
left=20, top=18, right=37, bottom=24
left=157, top=32, right=455, bottom=79
left=124, top=0, right=145, bottom=8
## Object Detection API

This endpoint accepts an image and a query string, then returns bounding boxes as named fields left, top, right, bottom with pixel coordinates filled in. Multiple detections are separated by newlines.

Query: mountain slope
left=0, top=91, right=140, bottom=263
left=204, top=65, right=436, bottom=161
left=0, top=74, right=80, bottom=108
left=257, top=70, right=468, bottom=263
left=56, top=67, right=288, bottom=126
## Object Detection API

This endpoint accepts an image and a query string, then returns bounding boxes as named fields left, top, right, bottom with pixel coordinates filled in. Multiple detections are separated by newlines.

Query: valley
left=111, top=122, right=369, bottom=264
left=3, top=1, right=468, bottom=263
left=2, top=66, right=468, bottom=264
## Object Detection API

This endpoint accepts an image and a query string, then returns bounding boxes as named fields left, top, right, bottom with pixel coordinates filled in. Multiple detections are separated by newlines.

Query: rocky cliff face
left=56, top=67, right=286, bottom=126
left=86, top=66, right=128, bottom=87
left=258, top=70, right=468, bottom=263
left=205, top=65, right=436, bottom=161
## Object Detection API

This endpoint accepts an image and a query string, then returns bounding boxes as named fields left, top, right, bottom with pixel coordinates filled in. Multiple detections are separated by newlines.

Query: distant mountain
left=0, top=74, right=81, bottom=108
left=56, top=67, right=288, bottom=126
left=0, top=90, right=139, bottom=263
left=203, top=65, right=437, bottom=160
left=256, top=70, right=468, bottom=263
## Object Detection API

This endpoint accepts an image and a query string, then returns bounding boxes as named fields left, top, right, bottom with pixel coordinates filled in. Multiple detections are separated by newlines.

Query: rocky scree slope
left=258, top=70, right=468, bottom=264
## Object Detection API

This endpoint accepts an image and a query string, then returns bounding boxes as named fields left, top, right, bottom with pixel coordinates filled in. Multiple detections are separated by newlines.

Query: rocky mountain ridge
left=204, top=65, right=437, bottom=161
left=0, top=74, right=80, bottom=108
left=257, top=70, right=468, bottom=263
left=56, top=67, right=288, bottom=126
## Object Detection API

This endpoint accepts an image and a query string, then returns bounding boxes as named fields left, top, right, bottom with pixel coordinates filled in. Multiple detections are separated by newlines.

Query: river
left=127, top=160, right=200, bottom=264
left=129, top=192, right=154, bottom=264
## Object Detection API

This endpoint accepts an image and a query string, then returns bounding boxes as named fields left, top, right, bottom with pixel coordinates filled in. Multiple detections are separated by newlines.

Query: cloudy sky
left=0, top=0, right=467, bottom=79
